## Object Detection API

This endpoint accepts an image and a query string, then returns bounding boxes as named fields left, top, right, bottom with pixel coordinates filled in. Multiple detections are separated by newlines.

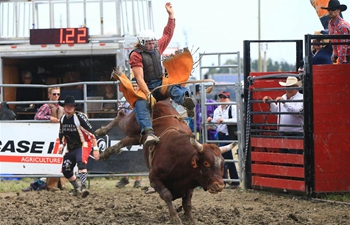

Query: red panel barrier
left=251, top=152, right=304, bottom=165
left=251, top=137, right=304, bottom=149
left=252, top=176, right=305, bottom=192
left=313, top=64, right=350, bottom=193
left=312, top=64, right=350, bottom=84
left=251, top=164, right=304, bottom=178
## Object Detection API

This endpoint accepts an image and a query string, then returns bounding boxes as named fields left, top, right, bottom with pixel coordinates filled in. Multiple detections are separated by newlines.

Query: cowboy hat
left=321, top=0, right=347, bottom=12
left=279, top=76, right=302, bottom=87
left=58, top=95, right=76, bottom=106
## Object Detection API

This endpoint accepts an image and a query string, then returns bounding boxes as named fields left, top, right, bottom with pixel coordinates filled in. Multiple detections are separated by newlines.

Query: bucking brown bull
left=95, top=100, right=237, bottom=224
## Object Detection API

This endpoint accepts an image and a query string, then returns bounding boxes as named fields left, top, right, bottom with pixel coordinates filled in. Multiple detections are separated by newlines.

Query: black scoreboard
left=30, top=27, right=89, bottom=45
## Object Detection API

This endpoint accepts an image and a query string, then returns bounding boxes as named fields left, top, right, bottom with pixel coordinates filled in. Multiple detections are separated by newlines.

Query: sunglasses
left=327, top=8, right=338, bottom=11
left=52, top=93, right=60, bottom=96
left=219, top=96, right=228, bottom=99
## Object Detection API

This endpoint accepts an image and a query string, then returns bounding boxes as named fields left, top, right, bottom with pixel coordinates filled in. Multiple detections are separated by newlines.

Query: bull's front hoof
left=170, top=216, right=183, bottom=225
left=144, top=187, right=156, bottom=194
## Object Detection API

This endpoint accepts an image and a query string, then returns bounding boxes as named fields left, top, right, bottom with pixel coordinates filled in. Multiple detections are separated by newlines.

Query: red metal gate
left=243, top=38, right=350, bottom=195
left=247, top=72, right=306, bottom=192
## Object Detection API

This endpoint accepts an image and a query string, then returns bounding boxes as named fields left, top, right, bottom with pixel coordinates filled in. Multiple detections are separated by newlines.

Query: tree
left=251, top=58, right=295, bottom=72
left=203, top=58, right=295, bottom=78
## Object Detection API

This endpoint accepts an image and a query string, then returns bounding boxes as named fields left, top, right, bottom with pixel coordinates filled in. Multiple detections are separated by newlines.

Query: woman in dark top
left=312, top=31, right=333, bottom=65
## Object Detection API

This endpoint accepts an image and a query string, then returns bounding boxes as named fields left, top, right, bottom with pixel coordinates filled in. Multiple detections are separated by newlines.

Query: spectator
left=58, top=95, right=100, bottom=198
left=35, top=87, right=64, bottom=122
left=66, top=71, right=83, bottom=90
left=207, top=91, right=239, bottom=189
left=16, top=71, right=43, bottom=119
left=321, top=0, right=350, bottom=64
left=115, top=83, right=142, bottom=189
left=195, top=84, right=217, bottom=142
left=22, top=178, right=47, bottom=192
left=262, top=76, right=304, bottom=136
left=312, top=30, right=333, bottom=65
left=102, top=84, right=118, bottom=111
left=129, top=2, right=195, bottom=148
left=103, top=84, right=118, bottom=118
left=35, top=87, right=66, bottom=191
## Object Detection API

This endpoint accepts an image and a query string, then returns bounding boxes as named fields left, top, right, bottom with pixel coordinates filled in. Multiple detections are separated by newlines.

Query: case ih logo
left=0, top=138, right=60, bottom=154
left=0, top=138, right=63, bottom=164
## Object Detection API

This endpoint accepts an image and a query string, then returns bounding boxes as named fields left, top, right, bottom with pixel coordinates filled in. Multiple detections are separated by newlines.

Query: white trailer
left=0, top=0, right=155, bottom=176
left=0, top=0, right=154, bottom=106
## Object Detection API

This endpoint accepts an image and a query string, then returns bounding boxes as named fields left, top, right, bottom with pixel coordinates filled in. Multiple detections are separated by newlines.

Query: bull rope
left=148, top=126, right=180, bottom=168
left=152, top=114, right=186, bottom=122
left=158, top=126, right=180, bottom=138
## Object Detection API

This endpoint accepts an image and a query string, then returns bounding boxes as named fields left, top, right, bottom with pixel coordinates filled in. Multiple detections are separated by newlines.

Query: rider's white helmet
left=137, top=29, right=157, bottom=46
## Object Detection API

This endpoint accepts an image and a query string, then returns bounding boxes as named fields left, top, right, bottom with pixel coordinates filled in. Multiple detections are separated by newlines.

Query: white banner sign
left=0, top=122, right=62, bottom=175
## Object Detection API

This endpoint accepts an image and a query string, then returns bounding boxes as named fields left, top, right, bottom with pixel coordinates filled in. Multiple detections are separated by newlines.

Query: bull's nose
left=216, top=182, right=225, bottom=191
left=209, top=182, right=225, bottom=193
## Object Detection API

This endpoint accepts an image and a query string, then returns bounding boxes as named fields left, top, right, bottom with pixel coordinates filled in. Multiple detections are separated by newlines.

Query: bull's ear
left=191, top=155, right=199, bottom=168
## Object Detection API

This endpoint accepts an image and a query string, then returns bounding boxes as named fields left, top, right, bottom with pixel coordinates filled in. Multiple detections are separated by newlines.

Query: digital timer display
left=30, top=27, right=89, bottom=45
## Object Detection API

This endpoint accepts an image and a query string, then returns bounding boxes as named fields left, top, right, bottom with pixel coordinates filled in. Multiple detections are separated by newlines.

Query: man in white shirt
left=263, top=76, right=304, bottom=135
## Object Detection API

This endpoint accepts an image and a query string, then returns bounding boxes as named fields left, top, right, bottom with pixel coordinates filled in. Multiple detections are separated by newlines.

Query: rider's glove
left=147, top=94, right=156, bottom=109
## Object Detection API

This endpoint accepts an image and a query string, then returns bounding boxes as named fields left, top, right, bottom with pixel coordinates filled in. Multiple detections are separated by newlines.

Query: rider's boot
left=182, top=92, right=195, bottom=118
left=144, top=129, right=159, bottom=148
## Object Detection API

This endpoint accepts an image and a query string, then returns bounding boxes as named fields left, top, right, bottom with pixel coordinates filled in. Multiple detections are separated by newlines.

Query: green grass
left=0, top=178, right=33, bottom=192
left=0, top=176, right=143, bottom=193
left=317, top=193, right=350, bottom=203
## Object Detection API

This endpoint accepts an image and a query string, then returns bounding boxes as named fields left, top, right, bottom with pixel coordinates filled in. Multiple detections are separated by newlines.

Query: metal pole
left=263, top=47, right=267, bottom=72
left=258, top=0, right=262, bottom=72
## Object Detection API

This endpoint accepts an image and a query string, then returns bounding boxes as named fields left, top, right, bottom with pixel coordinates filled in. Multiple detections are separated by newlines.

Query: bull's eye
left=203, top=161, right=211, bottom=168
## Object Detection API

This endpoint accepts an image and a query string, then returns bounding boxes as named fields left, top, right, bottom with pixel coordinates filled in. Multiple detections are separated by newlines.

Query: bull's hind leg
left=182, top=189, right=194, bottom=223
left=94, top=119, right=118, bottom=136
left=100, top=137, right=140, bottom=160
left=95, top=110, right=126, bottom=136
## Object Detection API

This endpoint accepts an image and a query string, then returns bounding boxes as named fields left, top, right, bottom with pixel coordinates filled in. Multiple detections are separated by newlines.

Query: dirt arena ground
left=0, top=178, right=349, bottom=225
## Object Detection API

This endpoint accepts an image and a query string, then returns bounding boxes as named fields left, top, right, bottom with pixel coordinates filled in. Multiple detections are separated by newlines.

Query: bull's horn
left=219, top=141, right=238, bottom=154
left=190, top=136, right=204, bottom=153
